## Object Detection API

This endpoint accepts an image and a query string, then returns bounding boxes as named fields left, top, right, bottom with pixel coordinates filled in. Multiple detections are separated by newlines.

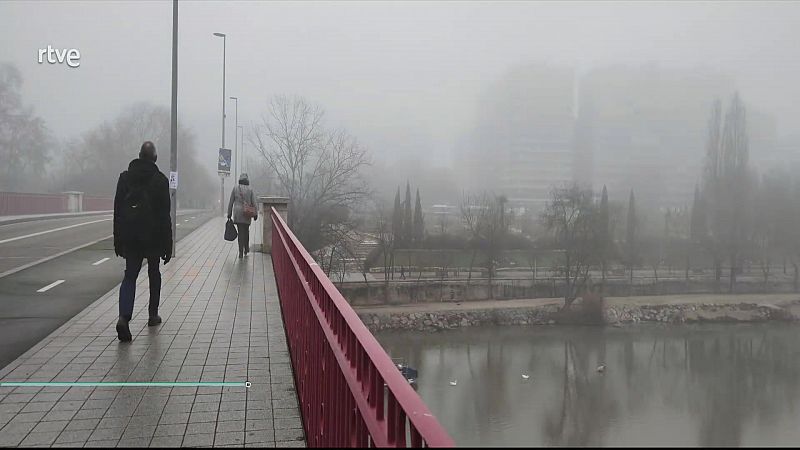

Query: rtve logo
left=38, top=46, right=81, bottom=68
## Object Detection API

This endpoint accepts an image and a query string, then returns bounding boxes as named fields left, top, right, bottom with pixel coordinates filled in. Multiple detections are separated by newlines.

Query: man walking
left=113, top=141, right=172, bottom=342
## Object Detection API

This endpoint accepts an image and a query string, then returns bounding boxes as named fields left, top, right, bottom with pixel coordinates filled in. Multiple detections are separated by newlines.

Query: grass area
left=369, top=248, right=565, bottom=270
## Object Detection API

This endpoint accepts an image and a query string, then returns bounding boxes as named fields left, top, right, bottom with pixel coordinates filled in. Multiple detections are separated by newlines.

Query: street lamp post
left=169, top=0, right=178, bottom=255
left=230, top=96, right=238, bottom=181
left=237, top=125, right=244, bottom=175
left=213, top=32, right=226, bottom=216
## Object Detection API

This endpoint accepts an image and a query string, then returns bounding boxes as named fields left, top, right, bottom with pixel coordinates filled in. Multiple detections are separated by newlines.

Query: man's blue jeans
left=119, top=256, right=161, bottom=321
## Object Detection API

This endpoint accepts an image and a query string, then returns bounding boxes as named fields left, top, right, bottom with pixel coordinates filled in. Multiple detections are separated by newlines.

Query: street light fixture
left=213, top=32, right=227, bottom=215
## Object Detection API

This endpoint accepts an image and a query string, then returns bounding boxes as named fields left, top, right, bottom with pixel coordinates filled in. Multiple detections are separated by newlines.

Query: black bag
left=224, top=218, right=238, bottom=241
left=120, top=174, right=156, bottom=245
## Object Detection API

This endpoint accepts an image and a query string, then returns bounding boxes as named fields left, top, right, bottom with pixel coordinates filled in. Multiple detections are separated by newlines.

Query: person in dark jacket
left=227, top=173, right=258, bottom=258
left=113, top=141, right=173, bottom=342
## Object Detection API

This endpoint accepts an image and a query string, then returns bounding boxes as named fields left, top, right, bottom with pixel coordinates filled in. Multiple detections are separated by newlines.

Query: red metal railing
left=270, top=208, right=454, bottom=448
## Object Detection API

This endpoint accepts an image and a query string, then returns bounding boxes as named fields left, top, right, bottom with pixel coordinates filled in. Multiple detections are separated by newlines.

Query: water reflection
left=377, top=324, right=800, bottom=446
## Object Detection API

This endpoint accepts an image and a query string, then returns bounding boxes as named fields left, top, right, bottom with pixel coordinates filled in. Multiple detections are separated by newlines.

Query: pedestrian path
left=0, top=217, right=305, bottom=448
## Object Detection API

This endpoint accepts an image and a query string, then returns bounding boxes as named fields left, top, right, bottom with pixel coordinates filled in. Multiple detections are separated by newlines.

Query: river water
left=376, top=324, right=800, bottom=447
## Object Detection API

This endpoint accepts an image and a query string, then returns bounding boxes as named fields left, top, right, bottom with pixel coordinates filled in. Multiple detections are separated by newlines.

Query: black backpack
left=120, top=173, right=157, bottom=245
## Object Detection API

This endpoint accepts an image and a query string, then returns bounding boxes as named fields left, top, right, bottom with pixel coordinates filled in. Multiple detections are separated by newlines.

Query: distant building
left=460, top=63, right=778, bottom=211
left=460, top=64, right=576, bottom=211
left=428, top=204, right=458, bottom=233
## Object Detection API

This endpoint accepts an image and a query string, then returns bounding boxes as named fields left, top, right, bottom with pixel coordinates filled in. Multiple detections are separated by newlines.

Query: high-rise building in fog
left=460, top=64, right=576, bottom=210
left=460, top=63, right=777, bottom=211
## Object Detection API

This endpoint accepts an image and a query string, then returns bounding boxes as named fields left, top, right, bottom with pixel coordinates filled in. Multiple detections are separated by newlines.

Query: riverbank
left=355, top=293, right=800, bottom=332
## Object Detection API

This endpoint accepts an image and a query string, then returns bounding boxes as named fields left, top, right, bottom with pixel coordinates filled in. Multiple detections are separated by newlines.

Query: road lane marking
left=0, top=234, right=112, bottom=280
left=0, top=210, right=210, bottom=280
left=37, top=279, right=65, bottom=292
left=92, top=257, right=110, bottom=266
left=0, top=218, right=111, bottom=245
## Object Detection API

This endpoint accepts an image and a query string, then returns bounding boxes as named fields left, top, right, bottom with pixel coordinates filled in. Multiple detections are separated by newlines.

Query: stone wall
left=357, top=301, right=798, bottom=333
left=359, top=304, right=562, bottom=332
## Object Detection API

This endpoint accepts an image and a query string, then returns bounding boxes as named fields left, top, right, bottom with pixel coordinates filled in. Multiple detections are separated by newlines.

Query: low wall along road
left=0, top=191, right=112, bottom=216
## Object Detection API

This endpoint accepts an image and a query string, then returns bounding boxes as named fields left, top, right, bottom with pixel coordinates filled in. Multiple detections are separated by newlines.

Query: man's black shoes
left=118, top=316, right=162, bottom=341
left=116, top=318, right=132, bottom=342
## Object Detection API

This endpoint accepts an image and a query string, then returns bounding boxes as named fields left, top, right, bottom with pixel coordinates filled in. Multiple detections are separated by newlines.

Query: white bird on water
left=522, top=374, right=530, bottom=380
left=597, top=364, right=606, bottom=373
left=449, top=380, right=458, bottom=386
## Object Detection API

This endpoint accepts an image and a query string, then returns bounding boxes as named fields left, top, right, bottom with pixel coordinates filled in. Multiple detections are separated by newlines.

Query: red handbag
left=239, top=187, right=257, bottom=218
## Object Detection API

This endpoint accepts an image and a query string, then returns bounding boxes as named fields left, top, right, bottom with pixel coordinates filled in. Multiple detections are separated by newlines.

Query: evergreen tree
left=403, top=181, right=413, bottom=246
left=414, top=188, right=425, bottom=243
left=598, top=185, right=610, bottom=283
left=690, top=184, right=706, bottom=243
left=392, top=187, right=403, bottom=245
left=626, top=189, right=637, bottom=285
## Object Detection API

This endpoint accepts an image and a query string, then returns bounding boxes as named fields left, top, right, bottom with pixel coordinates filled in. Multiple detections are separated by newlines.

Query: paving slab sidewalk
left=0, top=217, right=305, bottom=448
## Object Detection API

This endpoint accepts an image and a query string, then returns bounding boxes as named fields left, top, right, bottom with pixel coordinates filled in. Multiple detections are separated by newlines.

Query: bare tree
left=460, top=191, right=507, bottom=296
left=317, top=220, right=361, bottom=283
left=373, top=200, right=394, bottom=282
left=689, top=185, right=707, bottom=282
left=250, top=95, right=371, bottom=251
left=0, top=63, right=50, bottom=192
left=56, top=102, right=214, bottom=207
left=540, top=184, right=598, bottom=308
left=460, top=191, right=483, bottom=284
left=701, top=94, right=753, bottom=293
left=790, top=173, right=800, bottom=292
left=702, top=99, right=725, bottom=290
left=720, top=94, right=751, bottom=292
left=527, top=243, right=537, bottom=289
left=751, top=170, right=794, bottom=291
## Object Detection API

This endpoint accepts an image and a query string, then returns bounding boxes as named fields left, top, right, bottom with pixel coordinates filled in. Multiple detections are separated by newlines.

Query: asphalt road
left=0, top=210, right=216, bottom=369
left=0, top=215, right=116, bottom=276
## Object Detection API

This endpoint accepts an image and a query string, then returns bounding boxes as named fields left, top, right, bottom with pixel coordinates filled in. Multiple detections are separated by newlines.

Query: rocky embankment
left=357, top=296, right=800, bottom=332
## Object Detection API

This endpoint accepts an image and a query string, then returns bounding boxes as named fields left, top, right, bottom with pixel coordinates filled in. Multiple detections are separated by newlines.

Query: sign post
left=218, top=148, right=232, bottom=216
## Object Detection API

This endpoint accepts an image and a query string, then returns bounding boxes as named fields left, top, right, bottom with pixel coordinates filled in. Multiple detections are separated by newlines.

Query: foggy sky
left=3, top=0, right=800, bottom=177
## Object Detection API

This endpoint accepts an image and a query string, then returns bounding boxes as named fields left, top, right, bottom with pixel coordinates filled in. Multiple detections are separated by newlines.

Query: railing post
left=257, top=196, right=289, bottom=253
